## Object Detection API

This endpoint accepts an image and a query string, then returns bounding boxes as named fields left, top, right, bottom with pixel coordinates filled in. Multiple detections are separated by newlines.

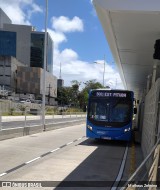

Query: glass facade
left=30, top=33, right=44, bottom=69
left=30, top=33, right=53, bottom=73
left=0, top=31, right=16, bottom=57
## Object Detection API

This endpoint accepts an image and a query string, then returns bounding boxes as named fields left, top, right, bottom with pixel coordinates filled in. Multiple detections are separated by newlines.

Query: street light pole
left=94, top=55, right=106, bottom=87
left=42, top=0, right=48, bottom=131
left=103, top=55, right=106, bottom=87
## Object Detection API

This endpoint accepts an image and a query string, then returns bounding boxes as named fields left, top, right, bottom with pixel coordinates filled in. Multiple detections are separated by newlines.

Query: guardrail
left=0, top=110, right=86, bottom=130
left=0, top=110, right=86, bottom=141
left=148, top=145, right=160, bottom=190
left=120, top=138, right=160, bottom=190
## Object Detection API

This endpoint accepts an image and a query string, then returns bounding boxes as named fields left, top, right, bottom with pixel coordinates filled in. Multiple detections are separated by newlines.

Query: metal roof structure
left=93, top=0, right=160, bottom=98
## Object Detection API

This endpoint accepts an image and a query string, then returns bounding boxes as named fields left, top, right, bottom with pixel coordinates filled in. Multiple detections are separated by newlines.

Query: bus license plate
left=102, top=137, right=111, bottom=140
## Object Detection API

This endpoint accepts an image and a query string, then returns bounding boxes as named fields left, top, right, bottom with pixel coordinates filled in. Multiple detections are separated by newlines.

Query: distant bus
left=86, top=89, right=135, bottom=141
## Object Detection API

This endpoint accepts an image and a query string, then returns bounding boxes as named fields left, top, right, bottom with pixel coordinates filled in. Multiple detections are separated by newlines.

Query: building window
left=0, top=31, right=16, bottom=57
left=30, top=33, right=53, bottom=73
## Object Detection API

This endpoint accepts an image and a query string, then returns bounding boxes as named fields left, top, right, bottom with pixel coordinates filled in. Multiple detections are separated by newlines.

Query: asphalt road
left=1, top=117, right=86, bottom=129
left=0, top=123, right=133, bottom=190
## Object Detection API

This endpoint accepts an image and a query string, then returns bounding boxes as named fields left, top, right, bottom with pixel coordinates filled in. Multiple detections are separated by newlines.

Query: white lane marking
left=111, top=146, right=128, bottom=190
left=67, top=142, right=73, bottom=145
left=50, top=148, right=60, bottom=153
left=0, top=173, right=7, bottom=177
left=78, top=137, right=82, bottom=140
left=25, top=157, right=41, bottom=164
left=0, top=137, right=84, bottom=177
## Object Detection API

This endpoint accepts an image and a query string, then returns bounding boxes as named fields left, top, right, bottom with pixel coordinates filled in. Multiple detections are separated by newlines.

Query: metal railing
left=0, top=110, right=86, bottom=130
left=120, top=138, right=160, bottom=190
left=148, top=144, right=160, bottom=190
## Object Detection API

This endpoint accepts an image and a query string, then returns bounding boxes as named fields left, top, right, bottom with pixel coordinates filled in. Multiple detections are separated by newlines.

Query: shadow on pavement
left=53, top=138, right=128, bottom=190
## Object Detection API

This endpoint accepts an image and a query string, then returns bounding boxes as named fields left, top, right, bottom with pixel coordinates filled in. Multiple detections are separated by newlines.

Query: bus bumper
left=86, top=128, right=132, bottom=141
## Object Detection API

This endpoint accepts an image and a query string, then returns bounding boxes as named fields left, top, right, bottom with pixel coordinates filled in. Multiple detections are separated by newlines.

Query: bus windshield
left=88, top=98, right=132, bottom=124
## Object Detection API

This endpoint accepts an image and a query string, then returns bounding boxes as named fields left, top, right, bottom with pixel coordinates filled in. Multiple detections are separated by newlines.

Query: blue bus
left=86, top=89, right=135, bottom=141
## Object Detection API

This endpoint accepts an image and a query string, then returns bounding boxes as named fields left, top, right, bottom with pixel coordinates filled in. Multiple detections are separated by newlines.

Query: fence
left=141, top=78, right=160, bottom=160
left=0, top=110, right=86, bottom=130
left=0, top=110, right=86, bottom=141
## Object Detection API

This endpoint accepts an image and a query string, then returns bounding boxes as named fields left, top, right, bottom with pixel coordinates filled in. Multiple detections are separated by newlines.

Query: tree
left=57, top=79, right=105, bottom=110
left=78, top=90, right=88, bottom=110
left=57, top=87, right=71, bottom=106
left=70, top=80, right=81, bottom=107
left=78, top=79, right=103, bottom=110
left=83, top=79, right=103, bottom=92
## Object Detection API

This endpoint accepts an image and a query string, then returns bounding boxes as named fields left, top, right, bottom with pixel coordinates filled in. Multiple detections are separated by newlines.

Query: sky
left=0, top=0, right=124, bottom=89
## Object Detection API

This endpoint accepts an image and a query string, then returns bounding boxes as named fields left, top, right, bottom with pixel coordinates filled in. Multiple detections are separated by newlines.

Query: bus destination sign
left=95, top=92, right=127, bottom=98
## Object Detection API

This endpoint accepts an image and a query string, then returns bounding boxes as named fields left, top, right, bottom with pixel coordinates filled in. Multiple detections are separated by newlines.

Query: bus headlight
left=124, top=128, right=130, bottom=133
left=87, top=125, right=92, bottom=131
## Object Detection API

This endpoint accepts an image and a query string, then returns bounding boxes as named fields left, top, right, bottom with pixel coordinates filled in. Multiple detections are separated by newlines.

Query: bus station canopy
left=93, top=0, right=160, bottom=99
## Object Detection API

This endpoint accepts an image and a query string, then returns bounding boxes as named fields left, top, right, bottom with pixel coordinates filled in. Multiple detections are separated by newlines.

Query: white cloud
left=27, top=3, right=43, bottom=19
left=61, top=49, right=78, bottom=61
left=51, top=16, right=84, bottom=33
left=47, top=29, right=67, bottom=48
left=53, top=48, right=123, bottom=89
left=89, top=0, right=97, bottom=17
left=90, top=8, right=97, bottom=17
left=47, top=15, right=123, bottom=89
left=0, top=1, right=123, bottom=89
left=47, top=16, right=83, bottom=50
left=0, top=0, right=42, bottom=25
